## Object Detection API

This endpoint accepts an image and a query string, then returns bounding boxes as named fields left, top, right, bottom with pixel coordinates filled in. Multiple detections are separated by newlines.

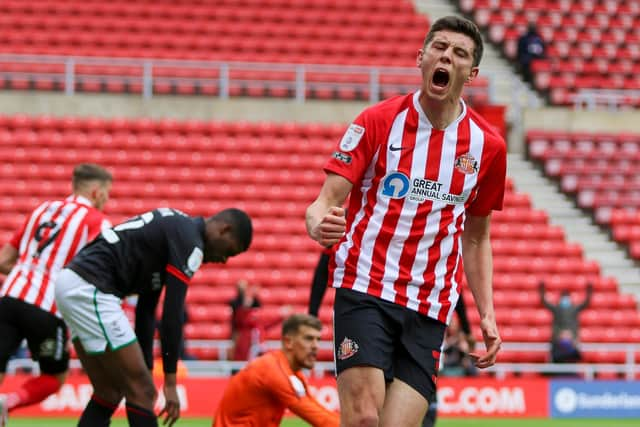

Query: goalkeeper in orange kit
left=213, top=314, right=339, bottom=427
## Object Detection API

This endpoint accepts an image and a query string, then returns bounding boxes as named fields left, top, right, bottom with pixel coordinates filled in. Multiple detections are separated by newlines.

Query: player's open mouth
left=432, top=68, right=450, bottom=89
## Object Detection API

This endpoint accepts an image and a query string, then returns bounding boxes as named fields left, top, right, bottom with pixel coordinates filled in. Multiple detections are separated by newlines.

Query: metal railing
left=0, top=53, right=493, bottom=104
left=574, top=89, right=640, bottom=111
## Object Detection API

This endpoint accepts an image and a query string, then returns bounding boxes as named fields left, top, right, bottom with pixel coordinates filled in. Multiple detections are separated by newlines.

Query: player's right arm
left=0, top=243, right=18, bottom=275
left=305, top=173, right=351, bottom=247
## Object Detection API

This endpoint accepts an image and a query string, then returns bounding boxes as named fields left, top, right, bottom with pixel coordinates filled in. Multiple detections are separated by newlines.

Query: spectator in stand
left=213, top=314, right=339, bottom=427
left=231, top=283, right=262, bottom=361
left=539, top=282, right=593, bottom=363
left=516, top=22, right=546, bottom=84
left=0, top=163, right=112, bottom=427
left=229, top=281, right=291, bottom=361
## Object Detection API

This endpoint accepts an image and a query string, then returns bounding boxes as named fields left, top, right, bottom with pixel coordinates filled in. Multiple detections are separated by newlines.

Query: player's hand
left=312, top=206, right=346, bottom=247
left=469, top=317, right=501, bottom=369
left=159, top=383, right=180, bottom=427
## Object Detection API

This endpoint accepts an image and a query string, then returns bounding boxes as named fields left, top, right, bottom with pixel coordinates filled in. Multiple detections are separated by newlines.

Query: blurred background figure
left=229, top=280, right=291, bottom=361
left=213, top=314, right=339, bottom=427
left=440, top=315, right=478, bottom=378
left=539, top=282, right=593, bottom=363
left=229, top=280, right=262, bottom=361
left=516, top=22, right=546, bottom=84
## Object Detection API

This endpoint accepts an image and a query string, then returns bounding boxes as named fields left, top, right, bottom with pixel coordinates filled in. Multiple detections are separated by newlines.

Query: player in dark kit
left=54, top=207, right=252, bottom=427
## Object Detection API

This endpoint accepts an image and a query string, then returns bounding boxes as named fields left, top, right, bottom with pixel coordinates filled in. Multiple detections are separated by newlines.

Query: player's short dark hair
left=215, top=208, right=253, bottom=251
left=282, top=314, right=322, bottom=337
left=72, top=163, right=112, bottom=190
left=423, top=15, right=484, bottom=67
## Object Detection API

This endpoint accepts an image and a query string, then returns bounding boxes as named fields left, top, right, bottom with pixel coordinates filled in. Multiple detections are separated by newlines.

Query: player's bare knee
left=343, top=412, right=379, bottom=427
left=131, top=380, right=157, bottom=405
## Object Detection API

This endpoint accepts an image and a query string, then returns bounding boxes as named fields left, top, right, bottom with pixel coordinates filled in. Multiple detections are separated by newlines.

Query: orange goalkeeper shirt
left=213, top=350, right=340, bottom=427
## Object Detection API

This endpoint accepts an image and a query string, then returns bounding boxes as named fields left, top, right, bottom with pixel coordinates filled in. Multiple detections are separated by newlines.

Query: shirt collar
left=65, top=194, right=94, bottom=207
left=412, top=90, right=467, bottom=130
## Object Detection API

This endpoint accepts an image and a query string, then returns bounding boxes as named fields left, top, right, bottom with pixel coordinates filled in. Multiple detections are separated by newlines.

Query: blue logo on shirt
left=381, top=172, right=410, bottom=198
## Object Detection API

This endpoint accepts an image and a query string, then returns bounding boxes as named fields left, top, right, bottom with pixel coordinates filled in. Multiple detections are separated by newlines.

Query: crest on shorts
left=454, top=153, right=478, bottom=175
left=337, top=337, right=359, bottom=360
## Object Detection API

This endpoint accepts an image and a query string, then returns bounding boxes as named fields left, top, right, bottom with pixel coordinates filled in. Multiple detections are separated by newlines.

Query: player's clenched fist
left=312, top=206, right=346, bottom=247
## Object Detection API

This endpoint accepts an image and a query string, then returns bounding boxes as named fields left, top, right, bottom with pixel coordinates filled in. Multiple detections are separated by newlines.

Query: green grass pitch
left=8, top=418, right=640, bottom=426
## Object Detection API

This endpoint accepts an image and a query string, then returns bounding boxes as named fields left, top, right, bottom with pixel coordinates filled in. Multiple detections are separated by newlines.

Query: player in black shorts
left=55, top=207, right=252, bottom=427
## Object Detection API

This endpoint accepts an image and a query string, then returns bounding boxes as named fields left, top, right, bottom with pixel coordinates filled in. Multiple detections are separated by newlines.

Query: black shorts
left=333, top=288, right=446, bottom=401
left=0, top=296, right=69, bottom=374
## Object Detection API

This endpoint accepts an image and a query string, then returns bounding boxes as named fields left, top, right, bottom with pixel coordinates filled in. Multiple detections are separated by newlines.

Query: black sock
left=78, top=394, right=118, bottom=427
left=126, top=401, right=158, bottom=427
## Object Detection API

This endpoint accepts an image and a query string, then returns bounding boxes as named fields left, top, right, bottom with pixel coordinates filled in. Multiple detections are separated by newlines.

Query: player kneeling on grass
left=55, top=207, right=252, bottom=427
left=213, top=314, right=339, bottom=427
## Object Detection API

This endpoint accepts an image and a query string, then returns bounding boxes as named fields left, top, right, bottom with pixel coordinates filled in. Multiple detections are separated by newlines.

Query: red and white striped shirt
left=1, top=195, right=110, bottom=316
left=324, top=92, right=507, bottom=324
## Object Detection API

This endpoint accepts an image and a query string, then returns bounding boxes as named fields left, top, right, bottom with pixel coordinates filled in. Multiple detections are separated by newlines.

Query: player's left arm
left=462, top=214, right=501, bottom=368
left=0, top=243, right=18, bottom=275
left=134, top=290, right=161, bottom=370
left=158, top=274, right=188, bottom=427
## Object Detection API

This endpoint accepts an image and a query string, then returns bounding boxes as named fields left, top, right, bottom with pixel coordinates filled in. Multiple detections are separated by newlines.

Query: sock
left=126, top=401, right=158, bottom=427
left=5, top=375, right=61, bottom=411
left=78, top=394, right=119, bottom=427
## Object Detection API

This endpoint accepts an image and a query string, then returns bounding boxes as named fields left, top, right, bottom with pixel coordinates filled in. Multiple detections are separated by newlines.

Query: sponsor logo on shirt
left=380, top=171, right=470, bottom=205
left=454, top=153, right=478, bottom=175
left=381, top=172, right=411, bottom=198
left=332, top=151, right=352, bottom=164
left=337, top=337, right=359, bottom=360
left=339, top=124, right=365, bottom=152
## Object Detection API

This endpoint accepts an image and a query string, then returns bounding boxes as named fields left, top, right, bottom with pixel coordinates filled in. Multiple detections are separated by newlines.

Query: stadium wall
left=3, top=374, right=640, bottom=419
left=0, top=92, right=366, bottom=124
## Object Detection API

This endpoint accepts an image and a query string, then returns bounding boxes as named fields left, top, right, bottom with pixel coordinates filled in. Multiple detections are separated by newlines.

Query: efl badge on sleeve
left=339, top=124, right=365, bottom=152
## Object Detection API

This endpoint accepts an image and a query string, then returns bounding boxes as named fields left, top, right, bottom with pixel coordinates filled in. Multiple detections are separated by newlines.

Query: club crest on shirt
left=339, top=124, right=365, bottom=152
left=454, top=153, right=479, bottom=175
left=337, top=337, right=359, bottom=360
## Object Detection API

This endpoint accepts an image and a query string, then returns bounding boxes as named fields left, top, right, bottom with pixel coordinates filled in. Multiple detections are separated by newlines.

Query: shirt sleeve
left=467, top=136, right=507, bottom=216
left=323, top=110, right=378, bottom=185
left=159, top=275, right=187, bottom=374
left=160, top=217, right=203, bottom=373
left=135, top=290, right=161, bottom=370
left=261, top=368, right=339, bottom=427
left=165, top=218, right=204, bottom=285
